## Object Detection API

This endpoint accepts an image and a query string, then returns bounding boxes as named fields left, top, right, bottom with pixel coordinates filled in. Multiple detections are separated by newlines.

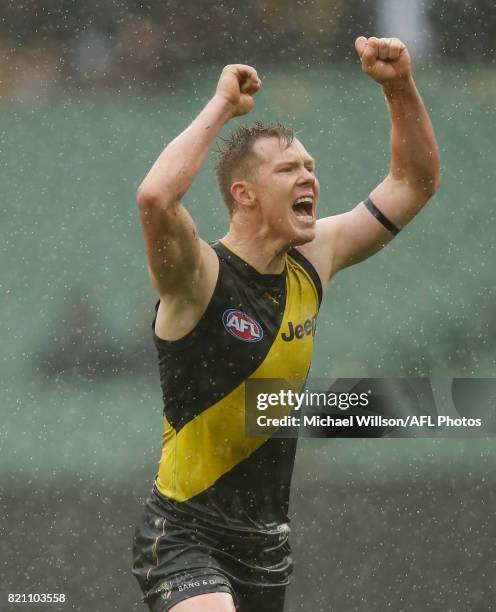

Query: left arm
left=306, top=36, right=440, bottom=283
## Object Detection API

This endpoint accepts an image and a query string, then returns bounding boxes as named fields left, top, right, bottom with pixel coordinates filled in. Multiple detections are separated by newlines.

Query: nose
left=297, top=167, right=316, bottom=185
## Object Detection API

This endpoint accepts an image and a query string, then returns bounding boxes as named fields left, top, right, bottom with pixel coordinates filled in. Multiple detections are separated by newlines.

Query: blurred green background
left=3, top=66, right=496, bottom=478
left=2, top=1, right=496, bottom=610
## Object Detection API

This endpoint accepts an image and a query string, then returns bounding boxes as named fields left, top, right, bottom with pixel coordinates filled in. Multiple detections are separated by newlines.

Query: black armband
left=363, top=197, right=400, bottom=236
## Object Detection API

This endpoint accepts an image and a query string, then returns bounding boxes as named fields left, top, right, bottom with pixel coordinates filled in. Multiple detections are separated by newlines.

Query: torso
left=150, top=240, right=322, bottom=581
left=155, top=243, right=321, bottom=524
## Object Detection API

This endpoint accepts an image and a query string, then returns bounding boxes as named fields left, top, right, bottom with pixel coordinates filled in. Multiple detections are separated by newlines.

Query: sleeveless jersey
left=150, top=240, right=322, bottom=583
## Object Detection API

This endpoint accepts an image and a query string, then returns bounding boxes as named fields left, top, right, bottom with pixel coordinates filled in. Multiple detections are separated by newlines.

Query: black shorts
left=132, top=496, right=288, bottom=612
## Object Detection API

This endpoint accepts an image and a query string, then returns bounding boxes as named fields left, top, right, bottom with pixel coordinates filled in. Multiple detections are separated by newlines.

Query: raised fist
left=215, top=64, right=261, bottom=117
left=355, top=37, right=412, bottom=85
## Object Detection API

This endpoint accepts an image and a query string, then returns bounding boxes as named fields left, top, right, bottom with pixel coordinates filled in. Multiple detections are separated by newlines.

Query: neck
left=221, top=227, right=290, bottom=274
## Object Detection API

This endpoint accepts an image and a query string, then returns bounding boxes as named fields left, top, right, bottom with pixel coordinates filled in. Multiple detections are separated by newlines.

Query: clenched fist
left=355, top=36, right=412, bottom=85
left=215, top=64, right=261, bottom=118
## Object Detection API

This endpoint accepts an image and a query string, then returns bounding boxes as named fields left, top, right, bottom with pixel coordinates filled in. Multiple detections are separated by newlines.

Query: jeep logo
left=281, top=315, right=317, bottom=341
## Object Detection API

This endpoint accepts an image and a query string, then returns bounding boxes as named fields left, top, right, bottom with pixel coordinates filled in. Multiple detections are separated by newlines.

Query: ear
left=231, top=181, right=256, bottom=208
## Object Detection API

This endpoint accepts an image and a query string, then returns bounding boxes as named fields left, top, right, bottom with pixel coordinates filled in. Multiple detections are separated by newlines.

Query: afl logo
left=222, top=309, right=263, bottom=343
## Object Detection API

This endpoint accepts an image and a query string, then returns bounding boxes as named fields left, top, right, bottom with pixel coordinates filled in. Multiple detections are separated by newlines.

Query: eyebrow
left=274, top=158, right=316, bottom=169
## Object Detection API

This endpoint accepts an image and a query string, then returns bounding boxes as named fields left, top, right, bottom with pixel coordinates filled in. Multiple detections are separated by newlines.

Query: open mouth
left=292, top=196, right=314, bottom=221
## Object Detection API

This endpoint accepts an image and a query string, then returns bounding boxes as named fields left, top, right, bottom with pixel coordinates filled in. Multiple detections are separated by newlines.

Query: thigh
left=170, top=592, right=236, bottom=611
left=138, top=570, right=235, bottom=612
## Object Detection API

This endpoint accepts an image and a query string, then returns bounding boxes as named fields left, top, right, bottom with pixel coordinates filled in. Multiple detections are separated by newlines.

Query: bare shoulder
left=154, top=240, right=220, bottom=341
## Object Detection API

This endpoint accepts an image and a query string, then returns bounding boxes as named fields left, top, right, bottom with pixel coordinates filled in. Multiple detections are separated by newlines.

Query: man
left=132, top=36, right=440, bottom=612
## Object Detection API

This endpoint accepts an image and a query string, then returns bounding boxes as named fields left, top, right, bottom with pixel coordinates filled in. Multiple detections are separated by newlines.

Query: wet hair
left=215, top=121, right=295, bottom=216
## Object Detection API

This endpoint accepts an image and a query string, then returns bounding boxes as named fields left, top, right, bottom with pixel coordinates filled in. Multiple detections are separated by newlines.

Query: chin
left=289, top=225, right=317, bottom=247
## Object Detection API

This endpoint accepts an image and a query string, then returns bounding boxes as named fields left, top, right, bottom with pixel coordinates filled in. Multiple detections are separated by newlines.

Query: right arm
left=137, top=65, right=261, bottom=299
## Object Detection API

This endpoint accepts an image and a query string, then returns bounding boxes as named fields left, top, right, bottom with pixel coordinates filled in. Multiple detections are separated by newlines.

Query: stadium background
left=1, top=1, right=495, bottom=609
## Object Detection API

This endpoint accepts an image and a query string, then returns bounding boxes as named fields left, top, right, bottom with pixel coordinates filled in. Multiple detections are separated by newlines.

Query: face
left=247, top=136, right=320, bottom=246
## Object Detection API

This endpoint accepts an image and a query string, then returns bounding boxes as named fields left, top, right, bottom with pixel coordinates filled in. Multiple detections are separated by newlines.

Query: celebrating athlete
left=132, top=36, right=440, bottom=612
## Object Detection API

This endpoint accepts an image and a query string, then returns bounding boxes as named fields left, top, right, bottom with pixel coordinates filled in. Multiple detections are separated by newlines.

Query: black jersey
left=150, top=240, right=322, bottom=584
